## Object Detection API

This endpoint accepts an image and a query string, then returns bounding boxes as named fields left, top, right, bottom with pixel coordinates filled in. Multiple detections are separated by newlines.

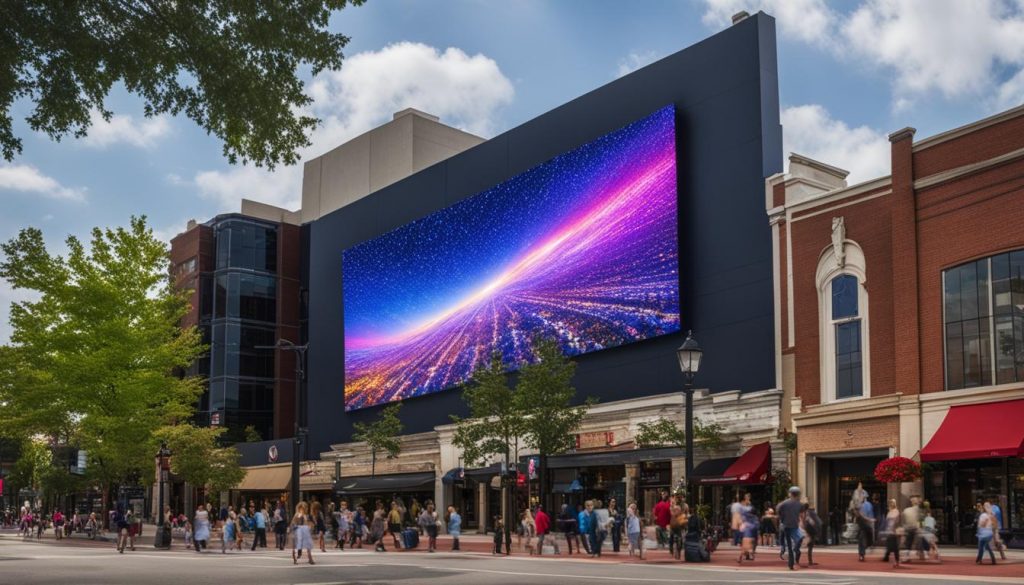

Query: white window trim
left=816, top=239, right=871, bottom=404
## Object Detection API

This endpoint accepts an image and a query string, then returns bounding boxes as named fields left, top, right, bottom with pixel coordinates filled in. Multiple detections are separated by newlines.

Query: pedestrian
left=626, top=503, right=642, bottom=558
left=311, top=501, right=327, bottom=553
left=114, top=503, right=133, bottom=553
left=493, top=516, right=505, bottom=554
left=921, top=502, right=940, bottom=561
left=976, top=502, right=998, bottom=565
left=985, top=497, right=1008, bottom=560
left=419, top=502, right=438, bottom=552
left=608, top=498, right=623, bottom=553
left=880, top=498, right=901, bottom=568
left=221, top=511, right=237, bottom=553
left=760, top=504, right=776, bottom=547
left=521, top=508, right=537, bottom=553
left=336, top=501, right=350, bottom=550
left=593, top=499, right=610, bottom=557
left=370, top=507, right=387, bottom=552
left=52, top=509, right=64, bottom=540
left=353, top=506, right=366, bottom=549
left=410, top=498, right=423, bottom=535
left=854, top=490, right=875, bottom=561
left=776, top=486, right=803, bottom=571
left=447, top=505, right=462, bottom=551
left=558, top=503, right=578, bottom=555
left=273, top=501, right=287, bottom=550
left=250, top=504, right=267, bottom=550
left=736, top=493, right=758, bottom=564
left=578, top=500, right=594, bottom=556
left=193, top=504, right=210, bottom=552
left=653, top=491, right=671, bottom=549
left=291, top=502, right=315, bottom=565
left=901, top=495, right=923, bottom=563
left=534, top=504, right=559, bottom=555
left=387, top=501, right=403, bottom=549
left=801, top=503, right=821, bottom=567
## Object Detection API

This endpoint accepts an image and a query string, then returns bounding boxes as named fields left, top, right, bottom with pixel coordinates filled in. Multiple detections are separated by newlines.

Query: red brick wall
left=784, top=111, right=1024, bottom=408
left=916, top=159, right=1024, bottom=393
left=797, top=416, right=899, bottom=458
left=787, top=186, right=895, bottom=406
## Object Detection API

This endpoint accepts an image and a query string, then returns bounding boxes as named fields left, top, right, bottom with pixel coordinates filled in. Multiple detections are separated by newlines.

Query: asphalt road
left=0, top=537, right=1020, bottom=585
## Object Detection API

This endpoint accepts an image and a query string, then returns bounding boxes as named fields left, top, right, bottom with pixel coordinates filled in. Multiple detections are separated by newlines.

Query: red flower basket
left=874, top=457, right=922, bottom=483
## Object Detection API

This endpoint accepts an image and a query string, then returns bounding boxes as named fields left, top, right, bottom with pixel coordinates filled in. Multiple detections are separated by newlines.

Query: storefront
left=920, top=398, right=1024, bottom=547
left=694, top=442, right=775, bottom=529
left=334, top=471, right=436, bottom=514
left=232, top=463, right=291, bottom=510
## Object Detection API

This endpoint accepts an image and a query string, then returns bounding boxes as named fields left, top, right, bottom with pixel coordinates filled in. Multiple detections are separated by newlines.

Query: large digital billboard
left=342, top=105, right=680, bottom=411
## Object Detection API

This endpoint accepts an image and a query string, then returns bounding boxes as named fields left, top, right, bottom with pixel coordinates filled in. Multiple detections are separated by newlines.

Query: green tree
left=450, top=354, right=525, bottom=468
left=1, top=1, right=365, bottom=168
left=153, top=424, right=244, bottom=495
left=0, top=216, right=205, bottom=514
left=517, top=337, right=592, bottom=511
left=634, top=416, right=726, bottom=451
left=243, top=425, right=263, bottom=444
left=351, top=403, right=402, bottom=477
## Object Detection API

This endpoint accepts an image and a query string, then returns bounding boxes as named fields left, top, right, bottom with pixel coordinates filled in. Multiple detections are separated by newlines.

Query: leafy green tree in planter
left=2, top=1, right=366, bottom=168
left=0, top=217, right=205, bottom=519
left=634, top=416, right=726, bottom=451
left=517, top=338, right=593, bottom=513
left=153, top=425, right=245, bottom=499
left=351, top=403, right=402, bottom=477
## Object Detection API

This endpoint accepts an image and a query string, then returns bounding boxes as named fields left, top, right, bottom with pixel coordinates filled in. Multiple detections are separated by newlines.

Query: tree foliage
left=450, top=353, right=525, bottom=467
left=517, top=338, right=591, bottom=458
left=0, top=216, right=205, bottom=490
left=153, top=424, right=244, bottom=494
left=352, top=403, right=403, bottom=463
left=1, top=1, right=365, bottom=168
left=634, top=416, right=726, bottom=451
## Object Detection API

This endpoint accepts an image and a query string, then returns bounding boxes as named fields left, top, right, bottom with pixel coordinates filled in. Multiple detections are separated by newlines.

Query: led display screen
left=342, top=105, right=680, bottom=410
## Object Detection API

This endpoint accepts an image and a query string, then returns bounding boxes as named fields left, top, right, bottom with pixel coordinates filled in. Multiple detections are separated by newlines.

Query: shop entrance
left=813, top=453, right=886, bottom=545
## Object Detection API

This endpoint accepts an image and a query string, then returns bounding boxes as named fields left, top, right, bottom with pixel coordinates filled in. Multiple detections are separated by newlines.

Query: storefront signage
left=575, top=431, right=614, bottom=450
left=268, top=445, right=279, bottom=463
left=639, top=468, right=669, bottom=485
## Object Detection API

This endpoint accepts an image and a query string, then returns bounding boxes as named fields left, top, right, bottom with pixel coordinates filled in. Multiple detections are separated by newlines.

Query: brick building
left=769, top=105, right=1024, bottom=546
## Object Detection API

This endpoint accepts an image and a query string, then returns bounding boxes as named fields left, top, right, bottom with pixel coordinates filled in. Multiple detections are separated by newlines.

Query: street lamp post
left=675, top=331, right=702, bottom=501
left=256, top=339, right=308, bottom=513
left=154, top=441, right=171, bottom=549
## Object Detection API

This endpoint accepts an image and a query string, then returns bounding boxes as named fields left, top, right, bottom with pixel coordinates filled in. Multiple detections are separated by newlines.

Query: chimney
left=186, top=219, right=197, bottom=230
left=732, top=11, right=750, bottom=24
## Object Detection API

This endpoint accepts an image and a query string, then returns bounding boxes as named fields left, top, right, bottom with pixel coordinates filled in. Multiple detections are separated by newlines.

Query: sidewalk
left=5, top=528, right=1023, bottom=579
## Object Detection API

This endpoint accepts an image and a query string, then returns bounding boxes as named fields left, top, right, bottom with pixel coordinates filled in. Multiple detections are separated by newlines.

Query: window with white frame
left=816, top=234, right=869, bottom=403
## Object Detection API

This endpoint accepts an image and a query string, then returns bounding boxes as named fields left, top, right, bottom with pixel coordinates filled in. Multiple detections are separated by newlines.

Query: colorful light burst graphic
left=343, top=105, right=680, bottom=410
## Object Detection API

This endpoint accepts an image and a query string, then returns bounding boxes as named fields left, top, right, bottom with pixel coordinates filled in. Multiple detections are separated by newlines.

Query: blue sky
left=2, top=0, right=1024, bottom=342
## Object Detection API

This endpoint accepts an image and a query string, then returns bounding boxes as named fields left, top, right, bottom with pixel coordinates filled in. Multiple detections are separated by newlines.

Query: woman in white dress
left=291, top=502, right=315, bottom=565
left=193, top=504, right=211, bottom=552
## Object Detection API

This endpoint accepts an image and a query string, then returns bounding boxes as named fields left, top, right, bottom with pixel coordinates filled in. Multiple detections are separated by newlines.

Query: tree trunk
left=538, top=452, right=548, bottom=514
left=371, top=448, right=376, bottom=478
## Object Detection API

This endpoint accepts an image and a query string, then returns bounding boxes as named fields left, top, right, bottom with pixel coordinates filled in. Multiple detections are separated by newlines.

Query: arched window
left=831, top=274, right=862, bottom=399
left=816, top=233, right=870, bottom=403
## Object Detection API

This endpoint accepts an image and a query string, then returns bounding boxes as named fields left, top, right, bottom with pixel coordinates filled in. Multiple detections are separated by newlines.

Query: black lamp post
left=255, top=339, right=308, bottom=513
left=675, top=331, right=702, bottom=501
left=154, top=441, right=171, bottom=549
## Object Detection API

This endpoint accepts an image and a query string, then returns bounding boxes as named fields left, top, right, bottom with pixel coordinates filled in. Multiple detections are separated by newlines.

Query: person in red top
left=653, top=491, right=672, bottom=549
left=533, top=505, right=560, bottom=555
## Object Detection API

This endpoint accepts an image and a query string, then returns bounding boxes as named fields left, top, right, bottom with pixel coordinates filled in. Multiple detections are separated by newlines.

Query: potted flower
left=874, top=457, right=922, bottom=483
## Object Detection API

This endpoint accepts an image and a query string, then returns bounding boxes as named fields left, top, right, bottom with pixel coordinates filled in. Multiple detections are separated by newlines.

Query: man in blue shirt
left=577, top=501, right=594, bottom=556
left=250, top=505, right=266, bottom=550
left=776, top=487, right=803, bottom=570
left=986, top=498, right=1007, bottom=560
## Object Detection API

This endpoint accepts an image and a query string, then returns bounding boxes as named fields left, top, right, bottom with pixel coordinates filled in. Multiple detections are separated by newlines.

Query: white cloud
left=841, top=0, right=1024, bottom=102
left=996, top=67, right=1024, bottom=110
left=782, top=104, right=891, bottom=184
left=0, top=163, right=86, bottom=201
left=193, top=42, right=515, bottom=212
left=615, top=50, right=661, bottom=78
left=82, top=109, right=172, bottom=149
left=701, top=0, right=836, bottom=45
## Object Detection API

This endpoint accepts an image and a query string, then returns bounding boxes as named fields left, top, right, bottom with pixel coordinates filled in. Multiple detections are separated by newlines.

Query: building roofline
left=912, top=103, right=1024, bottom=152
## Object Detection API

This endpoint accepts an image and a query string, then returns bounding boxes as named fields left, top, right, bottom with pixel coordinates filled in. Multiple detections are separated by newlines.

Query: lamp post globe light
left=675, top=331, right=702, bottom=500
left=154, top=441, right=171, bottom=549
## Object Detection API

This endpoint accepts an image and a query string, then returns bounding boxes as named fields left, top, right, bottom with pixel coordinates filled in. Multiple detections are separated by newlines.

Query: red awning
left=921, top=398, right=1024, bottom=462
left=699, top=442, right=772, bottom=485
